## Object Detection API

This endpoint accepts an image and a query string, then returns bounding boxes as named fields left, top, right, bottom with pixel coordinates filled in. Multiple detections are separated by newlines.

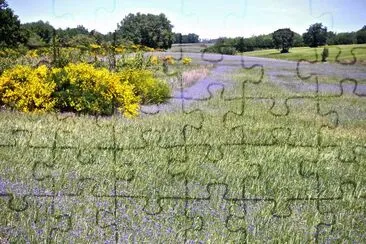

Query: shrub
left=321, top=47, right=329, bottom=62
left=162, top=55, right=175, bottom=65
left=150, top=55, right=160, bottom=65
left=51, top=63, right=140, bottom=117
left=118, top=69, right=170, bottom=104
left=0, top=65, right=56, bottom=112
left=182, top=57, right=192, bottom=65
left=203, top=45, right=237, bottom=55
left=117, top=52, right=159, bottom=71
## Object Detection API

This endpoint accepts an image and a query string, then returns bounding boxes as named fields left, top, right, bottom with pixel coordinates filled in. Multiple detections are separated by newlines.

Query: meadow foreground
left=1, top=52, right=366, bottom=242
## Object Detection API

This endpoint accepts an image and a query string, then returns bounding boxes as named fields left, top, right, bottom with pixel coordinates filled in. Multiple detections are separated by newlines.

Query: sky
left=6, top=0, right=366, bottom=39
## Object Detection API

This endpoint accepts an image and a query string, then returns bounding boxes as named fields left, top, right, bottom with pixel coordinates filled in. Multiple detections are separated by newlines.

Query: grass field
left=1, top=59, right=366, bottom=242
left=242, top=44, right=366, bottom=64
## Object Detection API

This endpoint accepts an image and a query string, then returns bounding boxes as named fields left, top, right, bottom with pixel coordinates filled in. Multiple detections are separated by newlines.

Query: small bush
left=162, top=55, right=175, bottom=65
left=51, top=63, right=140, bottom=117
left=150, top=55, right=160, bottom=65
left=182, top=57, right=192, bottom=65
left=220, top=46, right=237, bottom=55
left=321, top=47, right=329, bottom=62
left=118, top=69, right=170, bottom=104
left=0, top=65, right=56, bottom=112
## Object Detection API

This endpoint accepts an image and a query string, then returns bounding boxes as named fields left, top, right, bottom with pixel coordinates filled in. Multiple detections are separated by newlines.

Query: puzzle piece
left=185, top=184, right=246, bottom=242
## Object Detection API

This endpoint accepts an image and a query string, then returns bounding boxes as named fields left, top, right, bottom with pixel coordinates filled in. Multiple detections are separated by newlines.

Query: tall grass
left=0, top=66, right=365, bottom=242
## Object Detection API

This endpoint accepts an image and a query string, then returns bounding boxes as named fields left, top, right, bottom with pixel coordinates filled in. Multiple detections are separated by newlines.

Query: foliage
left=0, top=0, right=27, bottom=47
left=234, top=37, right=246, bottom=52
left=327, top=31, right=356, bottom=45
left=272, top=28, right=294, bottom=53
left=0, top=65, right=56, bottom=112
left=162, top=55, right=175, bottom=65
left=51, top=63, right=140, bottom=117
left=117, top=52, right=160, bottom=71
left=118, top=68, right=170, bottom=104
left=356, top=26, right=366, bottom=44
left=182, top=57, right=192, bottom=65
left=293, top=33, right=304, bottom=47
left=67, top=34, right=96, bottom=50
left=303, top=23, right=328, bottom=47
left=321, top=46, right=329, bottom=62
left=203, top=34, right=276, bottom=54
left=203, top=41, right=237, bottom=55
left=22, top=20, right=54, bottom=46
left=173, top=33, right=200, bottom=43
left=116, top=13, right=174, bottom=49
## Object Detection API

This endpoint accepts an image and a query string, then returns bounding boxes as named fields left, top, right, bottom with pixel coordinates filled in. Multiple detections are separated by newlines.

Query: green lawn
left=0, top=67, right=365, bottom=242
left=242, top=44, right=366, bottom=64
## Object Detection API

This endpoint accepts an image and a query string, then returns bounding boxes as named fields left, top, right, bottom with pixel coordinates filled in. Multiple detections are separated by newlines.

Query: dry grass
left=182, top=66, right=210, bottom=87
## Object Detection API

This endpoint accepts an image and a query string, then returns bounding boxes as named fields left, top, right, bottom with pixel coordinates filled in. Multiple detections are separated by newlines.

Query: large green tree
left=0, top=0, right=26, bottom=47
left=272, top=28, right=294, bottom=53
left=356, top=25, right=366, bottom=44
left=116, top=13, right=174, bottom=49
left=22, top=20, right=54, bottom=46
left=303, top=23, right=327, bottom=47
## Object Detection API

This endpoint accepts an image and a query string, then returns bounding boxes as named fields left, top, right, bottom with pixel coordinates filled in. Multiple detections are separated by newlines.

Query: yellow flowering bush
left=162, top=55, right=175, bottom=65
left=26, top=50, right=39, bottom=58
left=182, top=57, right=192, bottom=65
left=0, top=65, right=56, bottom=112
left=150, top=55, right=160, bottom=65
left=51, top=63, right=140, bottom=117
left=118, top=68, right=170, bottom=104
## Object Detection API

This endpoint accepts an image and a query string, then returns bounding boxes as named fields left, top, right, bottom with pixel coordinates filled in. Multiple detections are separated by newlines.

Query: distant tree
left=0, top=0, right=26, bottom=47
left=90, top=29, right=104, bottom=44
left=255, top=34, right=274, bottom=49
left=22, top=20, right=54, bottom=45
left=327, top=31, right=336, bottom=45
left=186, top=33, right=199, bottom=43
left=303, top=23, right=327, bottom=47
left=26, top=31, right=47, bottom=48
left=272, top=28, right=294, bottom=53
left=356, top=25, right=366, bottom=44
left=335, top=32, right=356, bottom=45
left=116, top=13, right=174, bottom=49
left=68, top=34, right=95, bottom=49
left=235, top=37, right=245, bottom=52
left=293, top=33, right=304, bottom=47
left=173, top=33, right=182, bottom=43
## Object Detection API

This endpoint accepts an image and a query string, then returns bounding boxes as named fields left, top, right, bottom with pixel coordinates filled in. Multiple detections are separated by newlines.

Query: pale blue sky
left=6, top=0, right=366, bottom=39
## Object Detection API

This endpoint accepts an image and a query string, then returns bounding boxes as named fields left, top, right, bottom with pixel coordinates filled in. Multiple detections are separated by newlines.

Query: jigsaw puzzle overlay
left=1, top=1, right=366, bottom=243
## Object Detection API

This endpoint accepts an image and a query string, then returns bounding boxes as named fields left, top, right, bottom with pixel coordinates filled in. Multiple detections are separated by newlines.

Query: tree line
left=1, top=0, right=365, bottom=53
left=1, top=0, right=199, bottom=50
left=204, top=23, right=366, bottom=54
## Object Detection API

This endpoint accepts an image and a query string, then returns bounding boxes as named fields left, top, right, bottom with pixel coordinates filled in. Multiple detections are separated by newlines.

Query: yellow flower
left=182, top=57, right=192, bottom=65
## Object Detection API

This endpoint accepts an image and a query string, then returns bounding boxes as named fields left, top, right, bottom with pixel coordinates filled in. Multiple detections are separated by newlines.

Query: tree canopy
left=0, top=0, right=26, bottom=47
left=303, top=23, right=327, bottom=47
left=116, top=13, right=174, bottom=49
left=356, top=25, right=366, bottom=44
left=272, top=28, right=294, bottom=53
left=173, top=33, right=200, bottom=43
left=22, top=20, right=54, bottom=45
